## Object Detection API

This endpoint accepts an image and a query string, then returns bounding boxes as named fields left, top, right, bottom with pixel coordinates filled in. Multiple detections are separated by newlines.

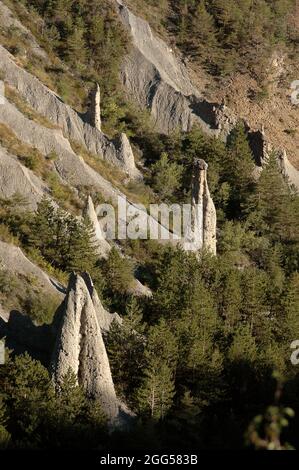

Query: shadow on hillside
left=189, top=96, right=219, bottom=129
left=0, top=310, right=54, bottom=366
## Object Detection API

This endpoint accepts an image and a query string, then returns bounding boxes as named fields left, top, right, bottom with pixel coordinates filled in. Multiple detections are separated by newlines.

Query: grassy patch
left=0, top=223, right=20, bottom=245
left=44, top=171, right=82, bottom=213
left=284, top=128, right=297, bottom=137
left=70, top=141, right=156, bottom=207
left=20, top=288, right=60, bottom=325
left=0, top=22, right=32, bottom=59
left=1, top=0, right=88, bottom=111
left=0, top=266, right=60, bottom=325
left=0, top=123, right=44, bottom=173
left=24, top=247, right=68, bottom=286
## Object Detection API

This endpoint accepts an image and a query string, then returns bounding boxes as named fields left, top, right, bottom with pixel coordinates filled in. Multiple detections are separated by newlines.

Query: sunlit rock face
left=116, top=0, right=234, bottom=139
left=83, top=195, right=111, bottom=259
left=183, top=159, right=217, bottom=255
left=50, top=273, right=131, bottom=427
left=86, top=83, right=102, bottom=132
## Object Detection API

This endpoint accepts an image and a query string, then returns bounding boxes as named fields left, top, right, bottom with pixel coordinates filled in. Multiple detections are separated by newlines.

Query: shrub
left=21, top=292, right=59, bottom=325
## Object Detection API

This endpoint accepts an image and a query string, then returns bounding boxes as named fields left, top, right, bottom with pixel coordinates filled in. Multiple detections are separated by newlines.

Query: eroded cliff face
left=83, top=196, right=111, bottom=259
left=0, top=42, right=178, bottom=241
left=50, top=273, right=128, bottom=426
left=0, top=44, right=141, bottom=179
left=0, top=240, right=63, bottom=301
left=183, top=159, right=217, bottom=255
left=116, top=0, right=231, bottom=138
left=0, top=1, right=296, bottom=331
left=0, top=144, right=48, bottom=209
left=116, top=1, right=299, bottom=190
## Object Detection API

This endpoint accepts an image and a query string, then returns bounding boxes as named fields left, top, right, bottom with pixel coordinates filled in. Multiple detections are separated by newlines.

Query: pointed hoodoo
left=88, top=83, right=102, bottom=131
left=83, top=195, right=111, bottom=259
left=117, top=133, right=142, bottom=180
left=183, top=159, right=217, bottom=255
left=50, top=273, right=130, bottom=427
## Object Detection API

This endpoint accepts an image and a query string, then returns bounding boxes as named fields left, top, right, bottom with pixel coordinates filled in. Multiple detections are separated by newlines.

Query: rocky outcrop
left=116, top=1, right=233, bottom=138
left=277, top=149, right=299, bottom=191
left=83, top=196, right=111, bottom=259
left=0, top=98, right=124, bottom=200
left=214, top=102, right=238, bottom=139
left=83, top=197, right=152, bottom=297
left=0, top=145, right=48, bottom=209
left=86, top=83, right=102, bottom=131
left=0, top=44, right=140, bottom=178
left=50, top=273, right=128, bottom=426
left=116, top=133, right=141, bottom=180
left=183, top=159, right=217, bottom=255
left=116, top=1, right=299, bottom=190
left=129, top=279, right=152, bottom=298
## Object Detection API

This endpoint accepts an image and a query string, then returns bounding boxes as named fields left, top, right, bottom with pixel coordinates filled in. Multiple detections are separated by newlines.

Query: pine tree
left=188, top=347, right=226, bottom=409
left=102, top=248, right=135, bottom=295
left=44, top=368, right=107, bottom=448
left=228, top=324, right=257, bottom=363
left=189, top=1, right=218, bottom=62
left=30, top=197, right=98, bottom=272
left=172, top=275, right=218, bottom=381
left=280, top=273, right=299, bottom=344
left=136, top=318, right=178, bottom=420
left=137, top=358, right=175, bottom=420
left=66, top=217, right=98, bottom=272
left=29, top=197, right=55, bottom=255
left=0, top=353, right=55, bottom=444
left=241, top=268, right=270, bottom=343
left=125, top=297, right=146, bottom=334
left=65, top=17, right=86, bottom=64
left=106, top=298, right=146, bottom=396
left=225, top=122, right=255, bottom=218
left=221, top=270, right=242, bottom=333
left=53, top=369, right=86, bottom=424
left=146, top=318, right=179, bottom=371
left=151, top=153, right=183, bottom=201
left=152, top=248, right=197, bottom=320
left=0, top=397, right=10, bottom=449
left=246, top=152, right=299, bottom=245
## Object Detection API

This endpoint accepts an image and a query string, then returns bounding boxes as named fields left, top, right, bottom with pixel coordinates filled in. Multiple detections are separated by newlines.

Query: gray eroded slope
left=0, top=43, right=140, bottom=178
left=116, top=0, right=224, bottom=136
left=0, top=144, right=48, bottom=209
